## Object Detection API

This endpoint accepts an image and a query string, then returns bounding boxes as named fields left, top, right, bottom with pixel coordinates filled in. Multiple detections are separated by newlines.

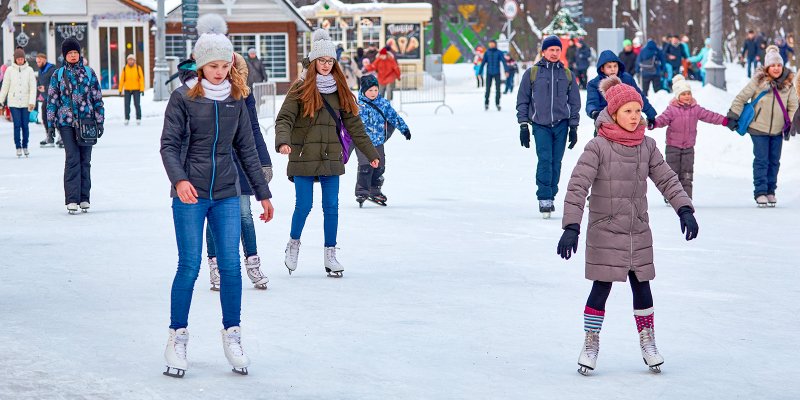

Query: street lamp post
left=706, top=0, right=726, bottom=90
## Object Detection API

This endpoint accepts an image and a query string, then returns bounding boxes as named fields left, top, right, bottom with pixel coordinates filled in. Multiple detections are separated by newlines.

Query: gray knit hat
left=308, top=29, right=337, bottom=61
left=196, top=13, right=228, bottom=35
left=193, top=33, right=234, bottom=69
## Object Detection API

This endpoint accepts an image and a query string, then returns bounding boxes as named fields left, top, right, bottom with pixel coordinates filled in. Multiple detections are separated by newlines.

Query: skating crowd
left=4, top=10, right=796, bottom=381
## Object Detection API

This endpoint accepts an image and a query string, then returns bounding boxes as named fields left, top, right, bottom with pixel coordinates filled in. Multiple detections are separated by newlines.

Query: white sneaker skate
left=16, top=148, right=22, bottom=158
left=67, top=203, right=79, bottom=214
left=124, top=119, right=129, bottom=126
left=539, top=200, right=553, bottom=219
left=577, top=330, right=600, bottom=376
left=756, top=195, right=768, bottom=208
left=209, top=257, right=220, bottom=291
left=245, top=255, right=268, bottom=289
left=284, top=239, right=300, bottom=275
left=767, top=194, right=777, bottom=208
left=163, top=328, right=189, bottom=378
left=22, top=148, right=29, bottom=157
left=221, top=326, right=250, bottom=375
left=79, top=202, right=90, bottom=213
left=639, top=327, right=664, bottom=373
left=324, top=247, right=344, bottom=278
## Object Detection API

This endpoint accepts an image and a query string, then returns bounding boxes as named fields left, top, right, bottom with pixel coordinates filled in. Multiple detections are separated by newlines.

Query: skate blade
left=286, top=264, right=295, bottom=275
left=757, top=204, right=768, bottom=208
left=81, top=209, right=88, bottom=213
left=232, top=367, right=248, bottom=375
left=541, top=212, right=551, bottom=219
left=367, top=198, right=387, bottom=206
left=644, top=359, right=663, bottom=373
left=254, top=283, right=268, bottom=290
left=768, top=203, right=776, bottom=208
left=577, top=365, right=593, bottom=376
left=163, top=366, right=185, bottom=378
left=325, top=268, right=344, bottom=278
left=210, top=286, right=220, bottom=291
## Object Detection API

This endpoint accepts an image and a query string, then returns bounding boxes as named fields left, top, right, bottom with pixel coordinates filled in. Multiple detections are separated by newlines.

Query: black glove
left=590, top=110, right=599, bottom=120
left=402, top=129, right=411, bottom=140
left=647, top=118, right=656, bottom=130
left=677, top=206, right=698, bottom=241
left=98, top=124, right=104, bottom=138
left=557, top=224, right=581, bottom=260
left=568, top=125, right=578, bottom=149
left=725, top=117, right=738, bottom=131
left=520, top=124, right=530, bottom=148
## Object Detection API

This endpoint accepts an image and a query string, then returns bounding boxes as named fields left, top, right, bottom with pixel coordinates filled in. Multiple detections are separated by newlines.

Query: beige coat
left=730, top=67, right=798, bottom=136
left=0, top=62, right=37, bottom=108
left=563, top=112, right=693, bottom=282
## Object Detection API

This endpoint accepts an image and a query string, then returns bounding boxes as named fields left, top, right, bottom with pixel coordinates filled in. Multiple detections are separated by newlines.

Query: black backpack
left=639, top=55, right=658, bottom=75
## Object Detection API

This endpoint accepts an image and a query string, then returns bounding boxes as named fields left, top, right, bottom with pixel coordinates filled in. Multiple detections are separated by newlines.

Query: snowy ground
left=0, top=63, right=795, bottom=399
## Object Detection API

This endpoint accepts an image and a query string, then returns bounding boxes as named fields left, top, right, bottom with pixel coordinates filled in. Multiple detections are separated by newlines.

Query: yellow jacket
left=119, top=64, right=144, bottom=93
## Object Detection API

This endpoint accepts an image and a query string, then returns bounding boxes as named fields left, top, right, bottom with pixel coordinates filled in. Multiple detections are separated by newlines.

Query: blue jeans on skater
left=751, top=135, right=783, bottom=197
left=532, top=120, right=569, bottom=200
left=170, top=196, right=242, bottom=330
left=746, top=58, right=757, bottom=78
left=206, top=195, right=257, bottom=258
left=290, top=175, right=339, bottom=247
left=10, top=107, right=30, bottom=149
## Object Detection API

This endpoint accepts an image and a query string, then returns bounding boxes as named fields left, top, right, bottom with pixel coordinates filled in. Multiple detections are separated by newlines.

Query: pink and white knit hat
left=599, top=75, right=643, bottom=115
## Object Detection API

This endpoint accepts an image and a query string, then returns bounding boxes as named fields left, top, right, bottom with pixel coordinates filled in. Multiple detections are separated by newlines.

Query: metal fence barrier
left=252, top=82, right=277, bottom=134
left=397, top=72, right=453, bottom=115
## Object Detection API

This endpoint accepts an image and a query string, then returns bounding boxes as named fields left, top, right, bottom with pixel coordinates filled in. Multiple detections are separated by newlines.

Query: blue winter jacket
left=586, top=51, right=657, bottom=121
left=479, top=47, right=508, bottom=76
left=235, top=92, right=272, bottom=196
left=741, top=38, right=760, bottom=60
left=357, top=92, right=409, bottom=146
left=516, top=58, right=581, bottom=127
left=574, top=46, right=592, bottom=71
left=663, top=43, right=688, bottom=70
left=635, top=40, right=667, bottom=78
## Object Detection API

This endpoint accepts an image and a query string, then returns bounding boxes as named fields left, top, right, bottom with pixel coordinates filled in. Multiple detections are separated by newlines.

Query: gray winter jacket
left=516, top=59, right=581, bottom=127
left=160, top=85, right=271, bottom=201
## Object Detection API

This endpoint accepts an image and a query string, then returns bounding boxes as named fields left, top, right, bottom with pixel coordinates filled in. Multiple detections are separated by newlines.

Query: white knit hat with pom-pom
left=672, top=75, right=691, bottom=98
left=308, top=29, right=337, bottom=61
left=193, top=33, right=234, bottom=69
left=764, top=45, right=783, bottom=67
left=196, top=13, right=228, bottom=35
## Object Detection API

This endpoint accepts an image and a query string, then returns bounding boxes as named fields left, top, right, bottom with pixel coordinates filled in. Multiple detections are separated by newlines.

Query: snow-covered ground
left=0, top=63, right=795, bottom=399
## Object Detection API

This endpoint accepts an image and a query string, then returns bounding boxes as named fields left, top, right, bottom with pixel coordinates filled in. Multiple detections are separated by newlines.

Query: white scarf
left=186, top=77, right=232, bottom=101
left=316, top=73, right=337, bottom=94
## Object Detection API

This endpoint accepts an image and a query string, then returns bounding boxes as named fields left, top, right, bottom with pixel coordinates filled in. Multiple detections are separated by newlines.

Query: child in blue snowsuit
left=355, top=75, right=411, bottom=206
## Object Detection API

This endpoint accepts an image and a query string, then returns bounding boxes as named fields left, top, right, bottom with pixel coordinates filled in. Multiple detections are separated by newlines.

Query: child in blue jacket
left=355, top=75, right=410, bottom=206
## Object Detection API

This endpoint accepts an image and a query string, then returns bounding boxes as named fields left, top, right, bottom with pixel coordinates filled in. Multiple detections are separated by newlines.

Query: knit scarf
left=596, top=109, right=646, bottom=146
left=316, top=73, right=337, bottom=94
left=186, top=77, right=231, bottom=101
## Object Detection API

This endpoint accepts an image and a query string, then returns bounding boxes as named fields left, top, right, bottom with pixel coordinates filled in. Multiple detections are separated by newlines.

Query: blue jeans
left=291, top=176, right=339, bottom=247
left=531, top=120, right=569, bottom=200
left=10, top=107, right=30, bottom=149
left=746, top=58, right=757, bottom=78
left=170, top=196, right=242, bottom=330
left=751, top=135, right=783, bottom=197
left=206, top=195, right=257, bottom=258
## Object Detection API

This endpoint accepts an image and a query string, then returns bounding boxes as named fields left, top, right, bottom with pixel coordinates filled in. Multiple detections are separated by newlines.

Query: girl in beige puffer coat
left=0, top=48, right=37, bottom=156
left=557, top=76, right=699, bottom=376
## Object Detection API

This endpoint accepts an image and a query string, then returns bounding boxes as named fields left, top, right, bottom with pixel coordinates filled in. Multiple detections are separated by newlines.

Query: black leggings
left=586, top=271, right=653, bottom=311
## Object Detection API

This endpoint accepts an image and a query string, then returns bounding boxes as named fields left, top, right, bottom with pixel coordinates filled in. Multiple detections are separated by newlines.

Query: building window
left=230, top=35, right=257, bottom=55
left=13, top=22, right=48, bottom=67
left=260, top=34, right=288, bottom=81
left=360, top=17, right=381, bottom=50
left=165, top=35, right=188, bottom=59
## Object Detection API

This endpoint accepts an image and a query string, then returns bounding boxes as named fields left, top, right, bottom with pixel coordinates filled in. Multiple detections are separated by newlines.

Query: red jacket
left=365, top=55, right=401, bottom=86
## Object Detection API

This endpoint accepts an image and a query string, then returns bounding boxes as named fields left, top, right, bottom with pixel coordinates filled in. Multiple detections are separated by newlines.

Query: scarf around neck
left=186, top=77, right=231, bottom=101
left=316, top=73, right=337, bottom=94
left=596, top=109, right=646, bottom=146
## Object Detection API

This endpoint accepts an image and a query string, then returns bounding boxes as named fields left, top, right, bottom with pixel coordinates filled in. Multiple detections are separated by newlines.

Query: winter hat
left=599, top=75, right=643, bottom=115
left=672, top=75, right=691, bottom=98
left=308, top=29, right=337, bottom=62
left=193, top=33, right=234, bottom=70
left=632, top=37, right=642, bottom=46
left=196, top=13, right=228, bottom=35
left=622, top=39, right=632, bottom=47
left=61, top=37, right=81, bottom=58
left=13, top=48, right=25, bottom=60
left=126, top=54, right=136, bottom=61
left=360, top=75, right=379, bottom=94
left=379, top=48, right=388, bottom=55
left=765, top=45, right=783, bottom=66
left=541, top=35, right=562, bottom=51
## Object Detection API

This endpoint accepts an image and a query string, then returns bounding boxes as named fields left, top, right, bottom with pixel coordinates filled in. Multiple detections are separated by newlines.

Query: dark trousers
left=641, top=76, right=662, bottom=95
left=665, top=145, right=695, bottom=198
left=124, top=90, right=142, bottom=121
left=504, top=74, right=515, bottom=94
left=485, top=74, right=502, bottom=106
left=746, top=58, right=757, bottom=78
left=476, top=74, right=484, bottom=88
left=41, top=100, right=53, bottom=142
left=60, top=126, right=92, bottom=204
left=751, top=135, right=783, bottom=197
left=531, top=120, right=568, bottom=200
left=10, top=107, right=30, bottom=149
left=355, top=144, right=386, bottom=197
left=586, top=271, right=654, bottom=311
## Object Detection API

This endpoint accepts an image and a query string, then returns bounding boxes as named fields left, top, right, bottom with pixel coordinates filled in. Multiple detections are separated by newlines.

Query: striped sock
left=584, top=306, right=605, bottom=332
left=634, top=307, right=654, bottom=332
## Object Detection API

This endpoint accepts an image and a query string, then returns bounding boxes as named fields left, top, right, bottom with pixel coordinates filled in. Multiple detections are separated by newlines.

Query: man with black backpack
left=636, top=39, right=668, bottom=95
left=516, top=35, right=581, bottom=219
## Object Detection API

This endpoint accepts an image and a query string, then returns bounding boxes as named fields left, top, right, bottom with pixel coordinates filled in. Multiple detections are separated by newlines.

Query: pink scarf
left=598, top=120, right=646, bottom=146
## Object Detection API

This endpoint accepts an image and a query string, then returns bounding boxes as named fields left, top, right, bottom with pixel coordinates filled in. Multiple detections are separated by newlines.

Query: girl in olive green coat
left=276, top=29, right=380, bottom=278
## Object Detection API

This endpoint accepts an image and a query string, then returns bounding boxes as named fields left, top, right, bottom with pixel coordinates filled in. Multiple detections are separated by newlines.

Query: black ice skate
left=367, top=196, right=387, bottom=206
left=356, top=195, right=367, bottom=208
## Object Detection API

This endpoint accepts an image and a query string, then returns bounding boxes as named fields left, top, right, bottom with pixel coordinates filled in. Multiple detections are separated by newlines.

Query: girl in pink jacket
left=651, top=75, right=730, bottom=198
left=557, top=76, right=699, bottom=376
